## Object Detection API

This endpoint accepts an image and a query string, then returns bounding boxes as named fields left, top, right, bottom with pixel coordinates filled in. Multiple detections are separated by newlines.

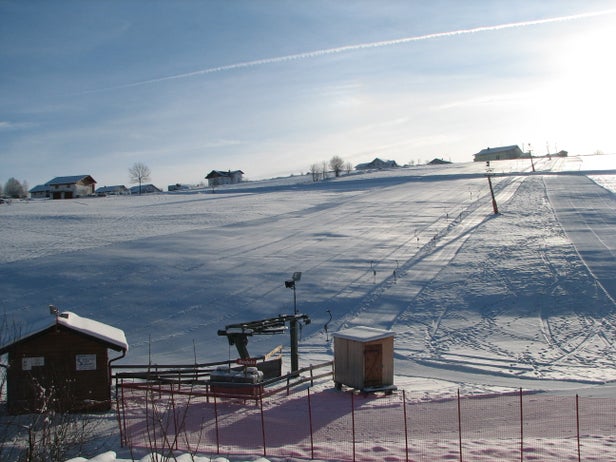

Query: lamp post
left=285, top=272, right=302, bottom=314
left=285, top=272, right=302, bottom=372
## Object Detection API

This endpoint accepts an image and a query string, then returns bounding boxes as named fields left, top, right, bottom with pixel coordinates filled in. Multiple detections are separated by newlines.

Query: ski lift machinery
left=217, top=313, right=311, bottom=374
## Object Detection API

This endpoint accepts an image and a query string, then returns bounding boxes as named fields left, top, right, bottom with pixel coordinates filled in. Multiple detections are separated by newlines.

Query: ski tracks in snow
left=342, top=175, right=523, bottom=332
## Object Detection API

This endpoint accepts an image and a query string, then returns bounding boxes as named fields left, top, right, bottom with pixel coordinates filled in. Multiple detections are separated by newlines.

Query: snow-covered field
left=2, top=154, right=616, bottom=461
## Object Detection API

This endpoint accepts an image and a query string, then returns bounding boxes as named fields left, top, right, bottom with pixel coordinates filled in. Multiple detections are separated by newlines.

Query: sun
left=537, top=16, right=616, bottom=153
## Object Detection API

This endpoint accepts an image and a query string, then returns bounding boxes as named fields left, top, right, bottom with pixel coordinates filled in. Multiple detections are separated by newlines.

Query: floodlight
left=285, top=272, right=301, bottom=314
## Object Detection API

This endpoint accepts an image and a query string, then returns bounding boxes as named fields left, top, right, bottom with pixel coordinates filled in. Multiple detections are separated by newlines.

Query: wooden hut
left=0, top=309, right=128, bottom=414
left=332, top=326, right=396, bottom=393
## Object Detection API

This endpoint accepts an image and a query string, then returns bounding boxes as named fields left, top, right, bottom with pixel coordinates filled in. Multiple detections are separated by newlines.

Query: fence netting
left=117, top=383, right=616, bottom=461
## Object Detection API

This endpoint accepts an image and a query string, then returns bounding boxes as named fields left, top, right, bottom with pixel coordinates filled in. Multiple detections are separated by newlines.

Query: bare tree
left=129, top=162, right=151, bottom=195
left=329, top=155, right=344, bottom=177
left=309, top=163, right=320, bottom=182
left=321, top=161, right=329, bottom=181
left=344, top=161, right=353, bottom=175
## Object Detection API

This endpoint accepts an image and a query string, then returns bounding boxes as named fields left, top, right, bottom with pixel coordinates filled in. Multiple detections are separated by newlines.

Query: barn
left=332, top=326, right=396, bottom=393
left=473, top=145, right=525, bottom=162
left=46, top=175, right=97, bottom=199
left=205, top=170, right=244, bottom=187
left=0, top=309, right=128, bottom=414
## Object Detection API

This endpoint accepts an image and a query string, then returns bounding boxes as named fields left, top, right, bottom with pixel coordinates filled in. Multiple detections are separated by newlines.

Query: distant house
left=205, top=170, right=244, bottom=187
left=428, top=158, right=452, bottom=165
left=29, top=184, right=51, bottom=199
left=96, top=185, right=129, bottom=196
left=168, top=183, right=190, bottom=192
left=0, top=310, right=128, bottom=414
left=129, top=184, right=162, bottom=195
left=355, top=158, right=399, bottom=170
left=473, top=145, right=524, bottom=162
left=46, top=175, right=97, bottom=200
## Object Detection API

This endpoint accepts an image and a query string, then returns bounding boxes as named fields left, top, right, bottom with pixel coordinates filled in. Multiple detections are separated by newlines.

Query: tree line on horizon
left=309, top=155, right=353, bottom=182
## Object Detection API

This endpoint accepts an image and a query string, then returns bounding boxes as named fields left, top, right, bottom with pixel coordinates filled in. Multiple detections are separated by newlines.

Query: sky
left=1, top=0, right=616, bottom=190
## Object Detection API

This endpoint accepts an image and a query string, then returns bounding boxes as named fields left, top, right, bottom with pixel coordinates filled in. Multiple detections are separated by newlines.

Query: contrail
left=81, top=8, right=616, bottom=94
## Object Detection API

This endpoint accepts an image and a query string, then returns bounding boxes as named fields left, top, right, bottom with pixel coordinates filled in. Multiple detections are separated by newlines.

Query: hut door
left=364, top=343, right=382, bottom=387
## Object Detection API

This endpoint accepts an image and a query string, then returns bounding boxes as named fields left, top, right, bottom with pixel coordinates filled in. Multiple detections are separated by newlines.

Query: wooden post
left=487, top=174, right=499, bottom=215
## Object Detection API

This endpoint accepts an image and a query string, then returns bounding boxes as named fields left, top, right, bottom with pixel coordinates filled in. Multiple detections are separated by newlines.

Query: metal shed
left=332, top=326, right=396, bottom=393
left=0, top=309, right=128, bottom=414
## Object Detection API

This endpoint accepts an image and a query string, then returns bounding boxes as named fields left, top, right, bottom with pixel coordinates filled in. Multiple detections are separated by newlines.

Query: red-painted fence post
left=308, top=388, right=315, bottom=460
left=351, top=392, right=356, bottom=462
left=576, top=394, right=581, bottom=462
left=260, top=395, right=267, bottom=458
left=457, top=389, right=463, bottom=462
left=519, top=388, right=524, bottom=462
left=403, top=389, right=409, bottom=462
left=214, top=395, right=220, bottom=455
left=169, top=384, right=178, bottom=450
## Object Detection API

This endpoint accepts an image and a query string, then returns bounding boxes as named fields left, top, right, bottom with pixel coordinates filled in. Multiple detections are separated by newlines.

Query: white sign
left=22, top=356, right=44, bottom=371
left=75, top=354, right=97, bottom=371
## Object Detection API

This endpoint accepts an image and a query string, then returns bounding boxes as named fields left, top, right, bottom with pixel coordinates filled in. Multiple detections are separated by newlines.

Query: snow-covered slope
left=2, top=155, right=616, bottom=396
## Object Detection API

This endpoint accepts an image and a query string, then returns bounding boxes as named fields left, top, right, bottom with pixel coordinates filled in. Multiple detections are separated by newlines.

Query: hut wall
left=7, top=327, right=111, bottom=413
left=380, top=336, right=394, bottom=385
left=334, top=337, right=364, bottom=389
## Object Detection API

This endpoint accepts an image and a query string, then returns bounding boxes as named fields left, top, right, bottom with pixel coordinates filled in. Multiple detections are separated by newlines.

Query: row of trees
left=309, top=155, right=353, bottom=182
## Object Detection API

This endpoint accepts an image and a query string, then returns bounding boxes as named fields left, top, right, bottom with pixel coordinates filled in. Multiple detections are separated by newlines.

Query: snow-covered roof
left=475, top=145, right=521, bottom=155
left=96, top=185, right=128, bottom=193
left=129, top=184, right=162, bottom=194
left=355, top=158, right=399, bottom=170
left=332, top=326, right=394, bottom=342
left=29, top=184, right=50, bottom=193
left=0, top=311, right=128, bottom=353
left=205, top=170, right=244, bottom=179
left=47, top=175, right=96, bottom=186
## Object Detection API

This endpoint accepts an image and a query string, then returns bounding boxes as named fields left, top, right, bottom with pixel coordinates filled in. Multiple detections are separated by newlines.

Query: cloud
left=77, top=8, right=616, bottom=96
left=0, top=121, right=33, bottom=130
